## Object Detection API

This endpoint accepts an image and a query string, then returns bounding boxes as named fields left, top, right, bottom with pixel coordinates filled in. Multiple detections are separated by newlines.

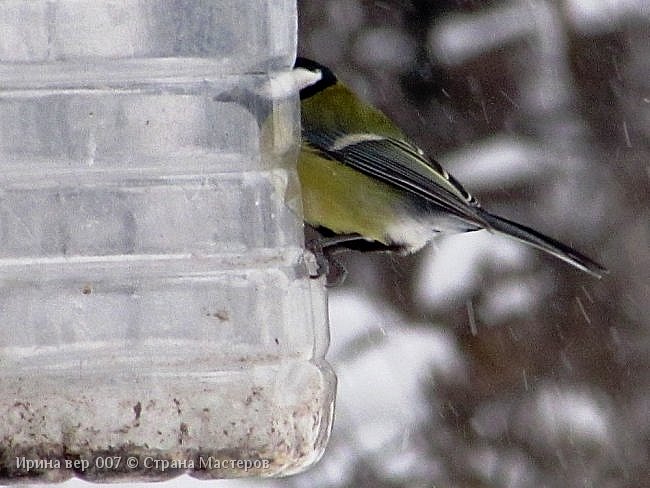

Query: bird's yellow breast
left=298, top=145, right=405, bottom=245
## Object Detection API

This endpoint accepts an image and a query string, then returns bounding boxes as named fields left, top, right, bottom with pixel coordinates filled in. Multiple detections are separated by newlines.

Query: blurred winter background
left=57, top=1, right=647, bottom=488
left=288, top=0, right=648, bottom=486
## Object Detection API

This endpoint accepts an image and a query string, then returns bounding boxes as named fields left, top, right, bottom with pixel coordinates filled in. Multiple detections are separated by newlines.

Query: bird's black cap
left=295, top=57, right=338, bottom=100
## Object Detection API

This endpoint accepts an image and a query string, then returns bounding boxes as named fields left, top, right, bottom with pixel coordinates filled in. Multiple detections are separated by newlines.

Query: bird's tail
left=478, top=210, right=608, bottom=279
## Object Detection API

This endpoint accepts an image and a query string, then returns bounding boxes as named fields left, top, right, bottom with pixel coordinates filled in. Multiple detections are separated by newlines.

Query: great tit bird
left=294, top=57, right=607, bottom=283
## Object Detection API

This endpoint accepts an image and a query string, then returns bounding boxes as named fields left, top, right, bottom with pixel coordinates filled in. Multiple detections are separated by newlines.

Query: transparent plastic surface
left=0, top=0, right=296, bottom=72
left=0, top=0, right=334, bottom=482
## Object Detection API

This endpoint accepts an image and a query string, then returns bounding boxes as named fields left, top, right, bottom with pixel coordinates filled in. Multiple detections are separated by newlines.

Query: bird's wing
left=303, top=128, right=488, bottom=228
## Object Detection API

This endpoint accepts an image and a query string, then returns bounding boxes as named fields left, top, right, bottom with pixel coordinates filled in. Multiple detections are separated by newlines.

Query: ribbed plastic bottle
left=0, top=0, right=334, bottom=482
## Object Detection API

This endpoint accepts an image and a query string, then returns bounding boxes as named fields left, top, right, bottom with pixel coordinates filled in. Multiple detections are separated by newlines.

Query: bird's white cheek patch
left=262, top=68, right=323, bottom=98
left=290, top=67, right=324, bottom=91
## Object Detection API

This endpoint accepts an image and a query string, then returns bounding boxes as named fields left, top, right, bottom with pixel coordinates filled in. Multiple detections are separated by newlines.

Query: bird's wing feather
left=303, top=128, right=487, bottom=228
